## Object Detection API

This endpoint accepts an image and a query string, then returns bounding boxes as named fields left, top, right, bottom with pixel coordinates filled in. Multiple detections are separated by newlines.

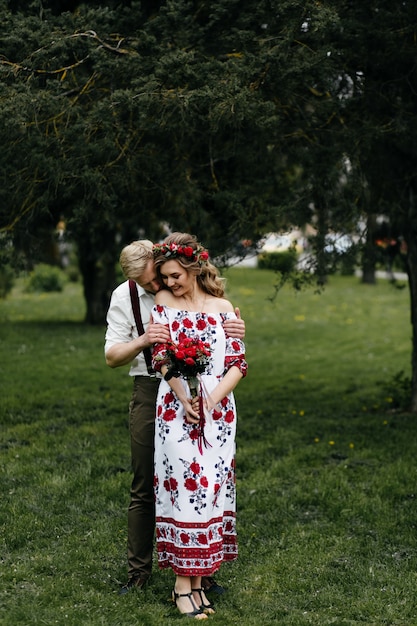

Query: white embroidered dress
left=151, top=304, right=247, bottom=577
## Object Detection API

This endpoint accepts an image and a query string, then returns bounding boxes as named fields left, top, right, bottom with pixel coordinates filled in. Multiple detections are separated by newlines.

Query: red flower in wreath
left=183, top=246, right=194, bottom=257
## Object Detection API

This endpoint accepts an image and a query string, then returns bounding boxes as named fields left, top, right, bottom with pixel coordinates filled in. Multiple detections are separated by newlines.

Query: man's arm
left=106, top=320, right=171, bottom=368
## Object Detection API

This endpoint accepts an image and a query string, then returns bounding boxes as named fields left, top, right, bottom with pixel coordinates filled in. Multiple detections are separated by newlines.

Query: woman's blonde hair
left=153, top=232, right=225, bottom=298
left=119, top=240, right=154, bottom=280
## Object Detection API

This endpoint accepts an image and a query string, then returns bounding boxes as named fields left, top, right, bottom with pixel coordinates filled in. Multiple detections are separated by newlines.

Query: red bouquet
left=164, top=337, right=212, bottom=391
left=164, top=337, right=212, bottom=452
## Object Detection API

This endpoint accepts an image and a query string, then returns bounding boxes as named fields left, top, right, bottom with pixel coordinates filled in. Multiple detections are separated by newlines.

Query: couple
left=105, top=232, right=247, bottom=619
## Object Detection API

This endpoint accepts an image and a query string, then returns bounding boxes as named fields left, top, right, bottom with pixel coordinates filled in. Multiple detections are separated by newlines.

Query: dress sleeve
left=224, top=336, right=248, bottom=378
left=151, top=304, right=172, bottom=373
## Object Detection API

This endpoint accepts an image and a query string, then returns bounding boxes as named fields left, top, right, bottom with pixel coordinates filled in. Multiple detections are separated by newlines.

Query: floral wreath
left=153, top=242, right=209, bottom=264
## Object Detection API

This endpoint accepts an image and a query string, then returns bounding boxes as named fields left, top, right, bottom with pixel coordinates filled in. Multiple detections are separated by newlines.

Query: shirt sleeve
left=104, top=289, right=135, bottom=352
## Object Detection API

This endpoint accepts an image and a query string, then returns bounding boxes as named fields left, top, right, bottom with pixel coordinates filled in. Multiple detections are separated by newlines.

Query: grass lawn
left=1, top=269, right=416, bottom=625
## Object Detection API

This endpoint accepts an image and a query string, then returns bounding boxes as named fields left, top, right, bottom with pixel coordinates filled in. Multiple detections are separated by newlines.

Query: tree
left=0, top=1, right=283, bottom=322
left=2, top=0, right=417, bottom=410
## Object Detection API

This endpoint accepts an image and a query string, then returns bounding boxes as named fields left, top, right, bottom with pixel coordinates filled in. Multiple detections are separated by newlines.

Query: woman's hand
left=183, top=397, right=200, bottom=424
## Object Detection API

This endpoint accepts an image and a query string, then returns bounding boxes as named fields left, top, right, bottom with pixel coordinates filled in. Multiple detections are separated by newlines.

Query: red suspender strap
left=128, top=280, right=155, bottom=375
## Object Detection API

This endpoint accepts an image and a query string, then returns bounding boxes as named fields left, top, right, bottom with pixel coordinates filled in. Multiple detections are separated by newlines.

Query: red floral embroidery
left=190, top=462, right=201, bottom=474
left=183, top=318, right=193, bottom=329
left=197, top=533, right=208, bottom=544
left=163, top=408, right=176, bottom=422
left=189, top=428, right=199, bottom=441
left=231, top=340, right=241, bottom=352
left=212, top=409, right=222, bottom=421
left=225, top=410, right=234, bottom=423
left=207, top=316, right=217, bottom=326
left=180, top=532, right=190, bottom=544
left=164, top=391, right=175, bottom=404
left=225, top=520, right=234, bottom=533
left=197, top=318, right=207, bottom=330
left=185, top=477, right=198, bottom=491
left=200, top=476, right=209, bottom=488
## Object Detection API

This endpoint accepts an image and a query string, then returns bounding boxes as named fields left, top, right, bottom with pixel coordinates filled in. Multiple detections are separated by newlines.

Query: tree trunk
left=78, top=245, right=117, bottom=326
left=361, top=213, right=377, bottom=285
left=405, top=188, right=417, bottom=412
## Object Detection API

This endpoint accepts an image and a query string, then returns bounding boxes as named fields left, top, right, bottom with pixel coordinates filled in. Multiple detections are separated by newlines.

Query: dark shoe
left=201, top=576, right=226, bottom=595
left=171, top=589, right=208, bottom=619
left=192, top=587, right=215, bottom=614
left=118, top=576, right=148, bottom=595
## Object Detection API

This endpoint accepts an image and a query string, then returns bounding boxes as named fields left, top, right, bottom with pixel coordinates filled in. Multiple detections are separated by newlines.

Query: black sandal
left=172, top=590, right=208, bottom=620
left=192, top=588, right=215, bottom=614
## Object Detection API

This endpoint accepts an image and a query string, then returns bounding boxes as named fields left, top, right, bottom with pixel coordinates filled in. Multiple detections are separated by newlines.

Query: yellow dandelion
left=385, top=397, right=393, bottom=403
left=314, top=437, right=320, bottom=443
left=299, top=410, right=305, bottom=416
left=294, top=315, right=305, bottom=322
left=383, top=420, right=388, bottom=426
left=349, top=443, right=354, bottom=449
left=299, top=374, right=305, bottom=380
left=329, top=440, right=335, bottom=446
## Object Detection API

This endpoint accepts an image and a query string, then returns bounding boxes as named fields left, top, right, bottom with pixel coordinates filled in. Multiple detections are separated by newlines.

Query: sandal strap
left=191, top=588, right=215, bottom=610
left=172, top=590, right=203, bottom=616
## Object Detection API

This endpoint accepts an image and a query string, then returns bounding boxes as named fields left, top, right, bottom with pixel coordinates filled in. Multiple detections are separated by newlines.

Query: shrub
left=26, top=264, right=65, bottom=293
left=257, top=250, right=297, bottom=273
left=379, top=369, right=412, bottom=411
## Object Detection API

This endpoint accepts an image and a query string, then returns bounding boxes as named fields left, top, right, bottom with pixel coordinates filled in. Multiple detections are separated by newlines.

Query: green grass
left=1, top=270, right=417, bottom=625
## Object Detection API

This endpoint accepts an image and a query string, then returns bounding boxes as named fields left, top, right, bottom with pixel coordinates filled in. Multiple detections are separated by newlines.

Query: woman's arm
left=205, top=366, right=243, bottom=411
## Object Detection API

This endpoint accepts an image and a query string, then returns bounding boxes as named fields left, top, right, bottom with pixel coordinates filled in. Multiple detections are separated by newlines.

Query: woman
left=151, top=233, right=247, bottom=620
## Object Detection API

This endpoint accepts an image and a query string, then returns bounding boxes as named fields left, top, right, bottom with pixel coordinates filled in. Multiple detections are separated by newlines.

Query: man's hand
left=145, top=320, right=171, bottom=347
left=223, top=307, right=245, bottom=339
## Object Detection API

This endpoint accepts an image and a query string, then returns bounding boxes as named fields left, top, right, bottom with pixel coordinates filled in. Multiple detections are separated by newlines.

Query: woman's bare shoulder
left=154, top=289, right=176, bottom=306
left=206, top=296, right=234, bottom=314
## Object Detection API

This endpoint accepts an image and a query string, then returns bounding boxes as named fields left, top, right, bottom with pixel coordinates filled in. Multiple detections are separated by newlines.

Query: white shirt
left=105, top=280, right=156, bottom=377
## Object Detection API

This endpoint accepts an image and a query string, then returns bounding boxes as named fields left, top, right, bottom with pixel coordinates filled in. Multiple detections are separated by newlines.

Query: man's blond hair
left=119, top=240, right=154, bottom=280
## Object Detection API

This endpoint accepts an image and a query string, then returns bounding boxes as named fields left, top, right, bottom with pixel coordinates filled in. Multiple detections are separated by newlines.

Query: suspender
left=128, top=280, right=155, bottom=375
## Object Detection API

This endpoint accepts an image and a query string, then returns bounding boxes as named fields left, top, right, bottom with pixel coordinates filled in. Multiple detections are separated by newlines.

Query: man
left=105, top=240, right=245, bottom=595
